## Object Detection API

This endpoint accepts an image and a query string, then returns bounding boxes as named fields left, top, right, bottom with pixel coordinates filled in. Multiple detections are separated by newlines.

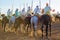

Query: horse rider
left=26, top=6, right=32, bottom=17
left=15, top=8, right=19, bottom=18
left=0, top=11, right=2, bottom=20
left=19, top=11, right=21, bottom=17
left=34, top=5, right=40, bottom=16
left=7, top=9, right=12, bottom=19
left=44, top=3, right=56, bottom=22
left=44, top=3, right=51, bottom=15
left=10, top=14, right=15, bottom=23
left=21, top=8, right=26, bottom=16
left=0, top=11, right=1, bottom=17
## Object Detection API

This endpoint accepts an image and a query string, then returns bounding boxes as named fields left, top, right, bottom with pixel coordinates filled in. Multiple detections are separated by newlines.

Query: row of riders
left=0, top=3, right=57, bottom=39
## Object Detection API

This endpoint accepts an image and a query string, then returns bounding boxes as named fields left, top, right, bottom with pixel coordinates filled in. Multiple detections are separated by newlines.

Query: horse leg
left=2, top=21, right=4, bottom=28
left=33, top=23, right=36, bottom=37
left=29, top=23, right=30, bottom=28
left=11, top=23, right=15, bottom=30
left=46, top=24, right=48, bottom=39
left=27, top=23, right=31, bottom=33
left=16, top=24, right=20, bottom=34
left=24, top=22, right=28, bottom=33
left=2, top=23, right=3, bottom=28
left=13, top=22, right=16, bottom=31
left=49, top=22, right=51, bottom=37
left=33, top=22, right=38, bottom=37
left=15, top=24, right=18, bottom=32
left=41, top=24, right=44, bottom=39
left=27, top=24, right=29, bottom=33
left=29, top=23, right=31, bottom=31
left=4, top=23, right=6, bottom=32
left=15, top=23, right=20, bottom=32
left=59, top=18, right=60, bottom=22
left=9, top=21, right=12, bottom=28
left=55, top=16, right=56, bottom=21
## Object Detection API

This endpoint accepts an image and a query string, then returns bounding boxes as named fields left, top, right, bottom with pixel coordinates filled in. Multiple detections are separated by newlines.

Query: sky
left=0, top=0, right=60, bottom=15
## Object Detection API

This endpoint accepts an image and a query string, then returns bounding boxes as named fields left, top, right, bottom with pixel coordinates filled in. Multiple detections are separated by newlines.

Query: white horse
left=31, top=14, right=38, bottom=36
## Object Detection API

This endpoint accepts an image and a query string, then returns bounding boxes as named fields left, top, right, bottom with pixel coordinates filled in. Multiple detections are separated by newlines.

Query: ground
left=0, top=22, right=60, bottom=40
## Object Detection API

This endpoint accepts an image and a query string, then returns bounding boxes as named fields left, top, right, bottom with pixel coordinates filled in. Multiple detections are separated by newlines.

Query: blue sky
left=0, top=0, right=60, bottom=15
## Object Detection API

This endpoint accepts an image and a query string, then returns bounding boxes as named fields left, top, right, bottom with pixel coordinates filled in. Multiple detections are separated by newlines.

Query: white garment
left=44, top=6, right=51, bottom=14
left=10, top=16, right=15, bottom=23
left=7, top=10, right=12, bottom=16
left=34, top=7, right=40, bottom=14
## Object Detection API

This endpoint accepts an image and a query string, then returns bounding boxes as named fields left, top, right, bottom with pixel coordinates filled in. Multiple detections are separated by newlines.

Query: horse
left=24, top=14, right=31, bottom=33
left=1, top=14, right=25, bottom=32
left=13, top=16, right=25, bottom=32
left=40, top=14, right=52, bottom=39
left=1, top=14, right=9, bottom=32
left=55, top=14, right=60, bottom=22
left=30, top=14, right=39, bottom=36
left=1, top=14, right=16, bottom=32
left=13, top=12, right=31, bottom=33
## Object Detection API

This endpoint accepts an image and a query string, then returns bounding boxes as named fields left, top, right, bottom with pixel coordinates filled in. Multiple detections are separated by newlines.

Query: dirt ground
left=0, top=22, right=60, bottom=40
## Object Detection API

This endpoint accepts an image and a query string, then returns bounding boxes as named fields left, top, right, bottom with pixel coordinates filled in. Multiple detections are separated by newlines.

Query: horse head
left=1, top=14, right=5, bottom=18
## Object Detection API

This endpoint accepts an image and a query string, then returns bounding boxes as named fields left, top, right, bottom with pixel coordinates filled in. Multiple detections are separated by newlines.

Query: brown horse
left=1, top=14, right=9, bottom=32
left=1, top=14, right=26, bottom=32
left=55, top=14, right=60, bottom=22
left=24, top=16, right=31, bottom=33
left=39, top=14, right=52, bottom=39
left=13, top=16, right=24, bottom=32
